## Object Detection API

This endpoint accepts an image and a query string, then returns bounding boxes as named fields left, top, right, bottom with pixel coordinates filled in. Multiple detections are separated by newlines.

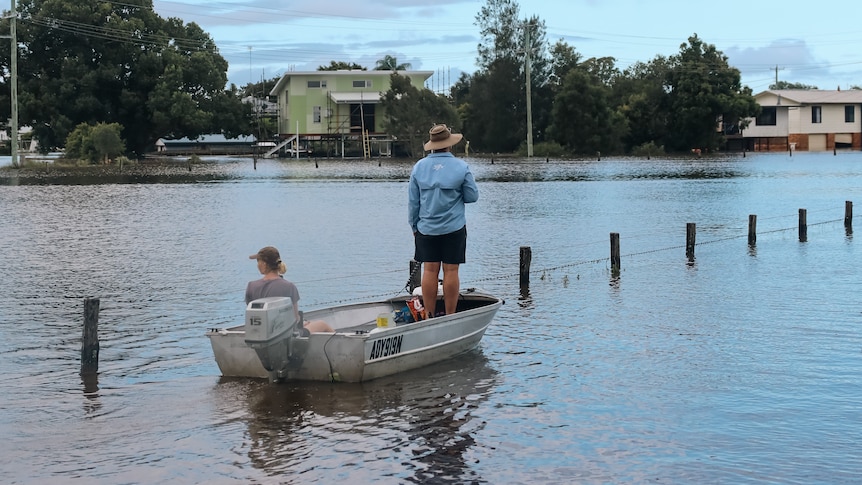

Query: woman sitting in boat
left=246, top=246, right=334, bottom=333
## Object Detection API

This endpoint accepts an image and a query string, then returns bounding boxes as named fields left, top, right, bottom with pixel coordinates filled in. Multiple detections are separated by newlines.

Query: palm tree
left=374, top=55, right=412, bottom=71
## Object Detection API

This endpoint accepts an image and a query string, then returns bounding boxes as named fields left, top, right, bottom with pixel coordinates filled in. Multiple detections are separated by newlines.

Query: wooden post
left=685, top=223, right=696, bottom=262
left=845, top=201, right=853, bottom=228
left=748, top=214, right=757, bottom=246
left=610, top=233, right=620, bottom=275
left=798, top=208, right=807, bottom=242
left=519, top=246, right=532, bottom=288
left=408, top=259, right=421, bottom=294
left=81, top=298, right=100, bottom=374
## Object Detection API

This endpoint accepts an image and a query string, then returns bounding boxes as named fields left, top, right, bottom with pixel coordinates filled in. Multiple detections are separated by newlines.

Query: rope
left=466, top=215, right=853, bottom=285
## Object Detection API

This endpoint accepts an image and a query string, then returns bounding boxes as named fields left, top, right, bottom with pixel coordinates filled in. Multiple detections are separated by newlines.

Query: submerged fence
left=513, top=201, right=854, bottom=289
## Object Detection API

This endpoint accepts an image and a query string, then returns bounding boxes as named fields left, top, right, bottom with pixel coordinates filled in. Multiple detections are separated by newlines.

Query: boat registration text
left=368, top=335, right=403, bottom=360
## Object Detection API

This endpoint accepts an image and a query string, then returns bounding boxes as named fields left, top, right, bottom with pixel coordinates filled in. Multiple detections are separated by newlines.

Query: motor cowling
left=244, top=297, right=304, bottom=373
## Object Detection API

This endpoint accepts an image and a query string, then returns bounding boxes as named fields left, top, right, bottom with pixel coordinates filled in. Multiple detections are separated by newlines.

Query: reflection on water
left=1, top=152, right=862, bottom=483
left=219, top=350, right=497, bottom=483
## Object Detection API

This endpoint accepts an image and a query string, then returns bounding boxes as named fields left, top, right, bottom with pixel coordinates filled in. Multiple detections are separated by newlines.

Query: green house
left=268, top=70, right=433, bottom=157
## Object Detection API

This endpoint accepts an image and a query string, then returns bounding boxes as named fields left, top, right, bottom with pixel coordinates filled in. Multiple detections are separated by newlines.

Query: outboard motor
left=244, top=297, right=308, bottom=377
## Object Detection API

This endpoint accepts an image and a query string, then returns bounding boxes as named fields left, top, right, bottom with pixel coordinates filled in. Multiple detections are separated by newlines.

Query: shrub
left=515, top=141, right=568, bottom=158
left=631, top=141, right=665, bottom=157
left=64, top=122, right=126, bottom=164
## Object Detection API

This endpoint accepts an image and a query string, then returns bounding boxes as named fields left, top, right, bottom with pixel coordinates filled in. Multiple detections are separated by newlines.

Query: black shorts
left=414, top=226, right=467, bottom=264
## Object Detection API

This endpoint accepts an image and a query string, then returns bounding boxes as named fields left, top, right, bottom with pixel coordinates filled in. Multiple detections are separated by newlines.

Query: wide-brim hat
left=423, top=124, right=463, bottom=151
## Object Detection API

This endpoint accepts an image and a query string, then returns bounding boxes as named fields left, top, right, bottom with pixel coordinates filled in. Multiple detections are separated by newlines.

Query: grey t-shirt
left=245, top=277, right=300, bottom=306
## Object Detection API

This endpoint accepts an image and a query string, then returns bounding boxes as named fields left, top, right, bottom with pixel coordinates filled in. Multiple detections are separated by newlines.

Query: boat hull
left=207, top=290, right=502, bottom=382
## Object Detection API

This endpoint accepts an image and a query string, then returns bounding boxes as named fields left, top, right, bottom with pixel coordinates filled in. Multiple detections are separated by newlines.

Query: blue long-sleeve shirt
left=408, top=152, right=478, bottom=235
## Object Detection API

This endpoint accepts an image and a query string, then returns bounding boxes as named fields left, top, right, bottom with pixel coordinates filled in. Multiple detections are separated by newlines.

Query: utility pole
left=524, top=21, right=533, bottom=158
left=773, top=65, right=784, bottom=88
left=3, top=0, right=19, bottom=168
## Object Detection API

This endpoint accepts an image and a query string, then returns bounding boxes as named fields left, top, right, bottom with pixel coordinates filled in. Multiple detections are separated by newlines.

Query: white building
left=743, top=90, right=862, bottom=151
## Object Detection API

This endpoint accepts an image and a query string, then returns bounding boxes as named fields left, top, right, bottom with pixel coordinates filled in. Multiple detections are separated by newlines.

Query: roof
left=755, top=89, right=862, bottom=106
left=159, top=134, right=257, bottom=145
left=269, top=70, right=433, bottom=96
left=328, top=91, right=382, bottom=104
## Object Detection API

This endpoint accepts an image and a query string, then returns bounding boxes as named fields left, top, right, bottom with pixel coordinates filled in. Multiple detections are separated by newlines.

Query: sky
left=151, top=0, right=862, bottom=94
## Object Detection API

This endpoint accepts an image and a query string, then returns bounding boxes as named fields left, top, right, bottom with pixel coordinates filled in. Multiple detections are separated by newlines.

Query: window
left=756, top=106, right=777, bottom=126
left=307, top=80, right=327, bottom=88
left=811, top=105, right=822, bottom=124
left=352, top=80, right=371, bottom=88
left=313, top=106, right=321, bottom=123
left=846, top=105, right=855, bottom=123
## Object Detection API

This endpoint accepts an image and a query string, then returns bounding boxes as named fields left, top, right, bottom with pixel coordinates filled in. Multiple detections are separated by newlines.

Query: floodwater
left=1, top=152, right=861, bottom=484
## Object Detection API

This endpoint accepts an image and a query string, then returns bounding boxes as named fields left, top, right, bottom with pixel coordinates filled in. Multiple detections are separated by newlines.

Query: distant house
left=742, top=90, right=862, bottom=151
left=242, top=96, right=278, bottom=116
left=267, top=70, right=433, bottom=157
left=156, top=134, right=257, bottom=155
left=1, top=125, right=37, bottom=152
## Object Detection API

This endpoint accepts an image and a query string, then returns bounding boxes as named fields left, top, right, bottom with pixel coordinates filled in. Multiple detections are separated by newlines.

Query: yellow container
left=376, top=312, right=395, bottom=328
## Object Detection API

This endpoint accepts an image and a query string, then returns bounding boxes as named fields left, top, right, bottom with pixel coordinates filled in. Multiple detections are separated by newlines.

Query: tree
left=206, top=84, right=254, bottom=140
left=549, top=69, right=625, bottom=154
left=91, top=123, right=126, bottom=163
left=449, top=72, right=475, bottom=143
left=64, top=124, right=97, bottom=163
left=380, top=73, right=459, bottom=157
left=464, top=58, right=524, bottom=152
left=613, top=57, right=673, bottom=152
left=770, top=81, right=818, bottom=90
left=580, top=56, right=620, bottom=87
left=0, top=0, right=251, bottom=156
left=65, top=122, right=125, bottom=163
left=664, top=34, right=758, bottom=152
left=318, top=61, right=366, bottom=71
left=374, top=55, right=411, bottom=71
left=470, top=0, right=552, bottom=152
left=476, top=0, right=522, bottom=69
left=241, top=75, right=282, bottom=98
left=548, top=40, right=582, bottom=89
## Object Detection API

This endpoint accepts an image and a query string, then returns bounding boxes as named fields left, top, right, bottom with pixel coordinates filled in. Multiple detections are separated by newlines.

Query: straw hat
left=423, top=124, right=463, bottom=151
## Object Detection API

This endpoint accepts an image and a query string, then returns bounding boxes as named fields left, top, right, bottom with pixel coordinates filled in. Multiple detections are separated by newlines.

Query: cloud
left=725, top=38, right=862, bottom=90
left=725, top=39, right=816, bottom=73
left=154, top=0, right=472, bottom=27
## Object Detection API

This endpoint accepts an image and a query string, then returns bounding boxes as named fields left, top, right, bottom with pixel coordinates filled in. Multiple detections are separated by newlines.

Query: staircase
left=264, top=135, right=297, bottom=158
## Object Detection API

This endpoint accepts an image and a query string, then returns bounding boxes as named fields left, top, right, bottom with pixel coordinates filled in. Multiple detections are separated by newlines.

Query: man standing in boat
left=408, top=124, right=479, bottom=319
